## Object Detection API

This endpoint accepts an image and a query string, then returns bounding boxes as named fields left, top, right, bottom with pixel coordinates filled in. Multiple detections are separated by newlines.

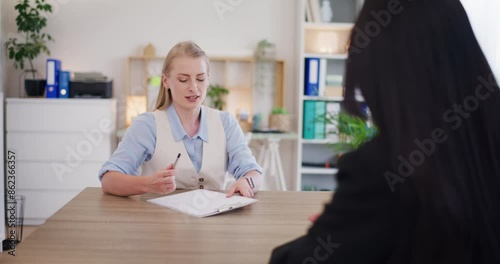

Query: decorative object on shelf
left=269, top=107, right=291, bottom=132
left=320, top=0, right=333, bottom=23
left=237, top=109, right=252, bottom=133
left=5, top=0, right=54, bottom=97
left=255, top=39, right=276, bottom=61
left=254, top=39, right=277, bottom=91
left=252, top=113, right=262, bottom=131
left=254, top=40, right=278, bottom=125
left=207, top=84, right=229, bottom=110
left=143, top=43, right=156, bottom=58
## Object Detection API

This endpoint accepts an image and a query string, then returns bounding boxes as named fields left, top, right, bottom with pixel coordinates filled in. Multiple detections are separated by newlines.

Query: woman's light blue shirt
left=98, top=105, right=262, bottom=181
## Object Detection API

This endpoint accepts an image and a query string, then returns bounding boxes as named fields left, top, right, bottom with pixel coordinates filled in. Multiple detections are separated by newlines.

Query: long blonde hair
left=154, top=41, right=210, bottom=110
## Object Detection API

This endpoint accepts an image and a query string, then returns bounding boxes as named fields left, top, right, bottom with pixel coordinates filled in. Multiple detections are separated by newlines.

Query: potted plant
left=269, top=106, right=291, bottom=132
left=5, top=0, right=54, bottom=97
left=325, top=110, right=377, bottom=153
left=255, top=39, right=276, bottom=61
left=207, top=84, right=229, bottom=110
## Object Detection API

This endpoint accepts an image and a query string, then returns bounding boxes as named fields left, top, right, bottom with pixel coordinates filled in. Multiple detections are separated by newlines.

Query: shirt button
left=199, top=185, right=204, bottom=189
left=199, top=178, right=204, bottom=182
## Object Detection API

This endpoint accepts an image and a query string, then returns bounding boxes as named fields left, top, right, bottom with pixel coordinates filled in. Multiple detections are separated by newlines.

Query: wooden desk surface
left=2, top=188, right=332, bottom=264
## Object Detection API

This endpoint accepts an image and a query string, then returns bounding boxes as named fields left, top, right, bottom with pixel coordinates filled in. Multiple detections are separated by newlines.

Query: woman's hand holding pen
left=146, top=163, right=177, bottom=194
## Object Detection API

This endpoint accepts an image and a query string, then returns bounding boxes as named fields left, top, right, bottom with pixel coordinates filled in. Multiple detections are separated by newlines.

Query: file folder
left=304, top=58, right=320, bottom=96
left=318, top=59, right=328, bottom=97
left=325, top=101, right=341, bottom=141
left=303, top=100, right=316, bottom=139
left=46, top=59, right=61, bottom=98
left=58, top=71, right=70, bottom=98
left=314, top=101, right=326, bottom=139
left=147, top=189, right=258, bottom=218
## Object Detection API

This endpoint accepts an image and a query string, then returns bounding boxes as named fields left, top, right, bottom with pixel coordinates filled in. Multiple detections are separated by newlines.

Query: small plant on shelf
left=269, top=107, right=291, bottom=132
left=207, top=84, right=229, bottom=110
left=324, top=110, right=377, bottom=152
left=270, top=106, right=288, bottom=115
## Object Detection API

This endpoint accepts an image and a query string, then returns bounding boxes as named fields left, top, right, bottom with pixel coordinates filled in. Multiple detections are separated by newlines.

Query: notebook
left=147, top=189, right=258, bottom=217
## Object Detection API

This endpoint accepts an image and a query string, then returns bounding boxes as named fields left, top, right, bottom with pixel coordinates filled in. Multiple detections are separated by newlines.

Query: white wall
left=461, top=0, right=500, bottom=77
left=1, top=0, right=299, bottom=189
left=497, top=3, right=500, bottom=79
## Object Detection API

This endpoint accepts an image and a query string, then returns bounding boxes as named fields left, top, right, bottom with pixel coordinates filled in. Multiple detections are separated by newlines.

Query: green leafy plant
left=207, top=84, right=229, bottom=110
left=269, top=106, right=291, bottom=132
left=255, top=39, right=276, bottom=60
left=4, top=0, right=54, bottom=79
left=271, top=107, right=288, bottom=115
left=324, top=111, right=377, bottom=152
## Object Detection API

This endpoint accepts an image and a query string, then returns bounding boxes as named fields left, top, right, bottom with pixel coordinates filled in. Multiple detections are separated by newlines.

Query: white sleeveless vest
left=141, top=107, right=228, bottom=190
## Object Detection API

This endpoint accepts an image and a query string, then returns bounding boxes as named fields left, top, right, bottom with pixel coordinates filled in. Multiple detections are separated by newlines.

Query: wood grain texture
left=1, top=188, right=333, bottom=264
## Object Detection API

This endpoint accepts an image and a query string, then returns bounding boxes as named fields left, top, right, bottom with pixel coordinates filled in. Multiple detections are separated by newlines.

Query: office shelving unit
left=296, top=0, right=364, bottom=191
left=126, top=55, right=285, bottom=128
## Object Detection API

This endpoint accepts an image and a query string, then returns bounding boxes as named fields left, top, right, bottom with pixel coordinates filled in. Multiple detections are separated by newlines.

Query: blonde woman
left=99, top=41, right=262, bottom=198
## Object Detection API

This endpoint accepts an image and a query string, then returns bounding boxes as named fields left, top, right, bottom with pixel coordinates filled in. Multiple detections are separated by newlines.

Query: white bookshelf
left=304, top=53, right=348, bottom=60
left=301, top=167, right=339, bottom=175
left=304, top=22, right=354, bottom=30
left=296, top=0, right=364, bottom=191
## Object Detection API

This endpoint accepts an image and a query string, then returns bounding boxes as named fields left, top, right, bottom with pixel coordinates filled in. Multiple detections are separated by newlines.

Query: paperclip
left=216, top=202, right=242, bottom=213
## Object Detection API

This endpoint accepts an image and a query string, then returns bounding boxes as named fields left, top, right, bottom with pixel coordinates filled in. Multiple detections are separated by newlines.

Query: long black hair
left=344, top=0, right=500, bottom=263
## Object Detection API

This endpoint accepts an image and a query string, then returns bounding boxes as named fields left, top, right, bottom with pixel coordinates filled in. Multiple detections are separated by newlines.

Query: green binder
left=303, top=101, right=316, bottom=139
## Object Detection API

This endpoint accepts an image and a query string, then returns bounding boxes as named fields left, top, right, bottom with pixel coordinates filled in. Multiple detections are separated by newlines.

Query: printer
left=69, top=72, right=113, bottom=98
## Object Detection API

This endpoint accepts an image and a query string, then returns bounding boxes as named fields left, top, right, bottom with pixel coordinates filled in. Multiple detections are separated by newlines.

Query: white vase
left=320, top=0, right=333, bottom=23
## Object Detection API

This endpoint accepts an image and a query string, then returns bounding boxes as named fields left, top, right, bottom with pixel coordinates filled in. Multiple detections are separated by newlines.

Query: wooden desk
left=2, top=188, right=332, bottom=264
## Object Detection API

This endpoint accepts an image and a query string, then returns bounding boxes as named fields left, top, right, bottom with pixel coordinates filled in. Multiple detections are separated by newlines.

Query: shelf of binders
left=301, top=166, right=339, bottom=175
left=298, top=0, right=364, bottom=191
left=304, top=53, right=348, bottom=60
left=304, top=22, right=354, bottom=31
left=303, top=95, right=343, bottom=101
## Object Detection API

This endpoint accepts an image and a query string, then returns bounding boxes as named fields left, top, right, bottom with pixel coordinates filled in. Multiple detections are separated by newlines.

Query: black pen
left=172, top=153, right=181, bottom=169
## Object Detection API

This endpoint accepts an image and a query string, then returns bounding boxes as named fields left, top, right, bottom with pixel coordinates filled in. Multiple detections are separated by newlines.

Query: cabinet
left=296, top=0, right=363, bottom=191
left=126, top=55, right=285, bottom=129
left=6, top=98, right=117, bottom=225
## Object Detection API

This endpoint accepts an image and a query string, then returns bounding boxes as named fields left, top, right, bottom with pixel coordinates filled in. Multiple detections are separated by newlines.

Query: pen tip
left=177, top=153, right=181, bottom=158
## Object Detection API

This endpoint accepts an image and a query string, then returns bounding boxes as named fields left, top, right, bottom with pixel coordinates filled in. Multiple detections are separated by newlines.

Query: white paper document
left=147, top=189, right=258, bottom=217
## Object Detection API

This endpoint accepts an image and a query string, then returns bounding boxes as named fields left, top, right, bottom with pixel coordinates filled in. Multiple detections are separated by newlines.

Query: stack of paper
left=147, top=190, right=258, bottom=218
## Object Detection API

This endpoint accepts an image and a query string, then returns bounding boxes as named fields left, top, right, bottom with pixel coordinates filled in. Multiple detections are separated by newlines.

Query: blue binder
left=46, top=59, right=61, bottom=98
left=304, top=58, right=320, bottom=96
left=58, top=71, right=70, bottom=98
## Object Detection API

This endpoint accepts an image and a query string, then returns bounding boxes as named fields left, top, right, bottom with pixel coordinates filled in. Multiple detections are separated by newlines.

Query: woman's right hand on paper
left=146, top=164, right=176, bottom=194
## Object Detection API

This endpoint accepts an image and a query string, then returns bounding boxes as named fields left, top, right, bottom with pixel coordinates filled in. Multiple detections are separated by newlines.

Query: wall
left=497, top=3, right=500, bottom=78
left=1, top=0, right=299, bottom=189
left=461, top=0, right=500, bottom=77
